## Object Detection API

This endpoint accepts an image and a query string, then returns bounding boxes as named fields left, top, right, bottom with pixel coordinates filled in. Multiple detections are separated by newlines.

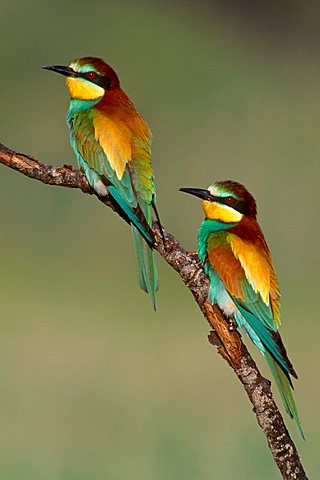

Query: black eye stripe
left=94, top=76, right=111, bottom=90
left=214, top=196, right=248, bottom=215
left=78, top=71, right=111, bottom=90
left=215, top=196, right=237, bottom=205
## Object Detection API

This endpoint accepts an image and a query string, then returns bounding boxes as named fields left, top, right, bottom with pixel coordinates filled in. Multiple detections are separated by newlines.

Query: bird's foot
left=228, top=318, right=236, bottom=332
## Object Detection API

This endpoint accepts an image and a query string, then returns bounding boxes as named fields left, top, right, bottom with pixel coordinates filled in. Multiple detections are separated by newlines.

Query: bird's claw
left=228, top=318, right=236, bottom=332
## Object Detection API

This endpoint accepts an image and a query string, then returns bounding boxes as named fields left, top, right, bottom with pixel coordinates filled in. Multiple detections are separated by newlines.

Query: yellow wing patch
left=93, top=110, right=132, bottom=180
left=202, top=201, right=243, bottom=223
left=66, top=77, right=105, bottom=101
left=228, top=233, right=271, bottom=306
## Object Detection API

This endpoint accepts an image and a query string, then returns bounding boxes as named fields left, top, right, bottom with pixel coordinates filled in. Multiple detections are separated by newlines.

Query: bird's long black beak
left=42, top=65, right=76, bottom=77
left=179, top=187, right=213, bottom=201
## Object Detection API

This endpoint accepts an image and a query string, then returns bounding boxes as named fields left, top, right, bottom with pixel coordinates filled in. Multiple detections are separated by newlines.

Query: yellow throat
left=66, top=77, right=105, bottom=101
left=202, top=200, right=243, bottom=223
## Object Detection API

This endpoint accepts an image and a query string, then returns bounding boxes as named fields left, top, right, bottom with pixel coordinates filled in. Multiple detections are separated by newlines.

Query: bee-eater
left=43, top=57, right=159, bottom=309
left=180, top=180, right=303, bottom=437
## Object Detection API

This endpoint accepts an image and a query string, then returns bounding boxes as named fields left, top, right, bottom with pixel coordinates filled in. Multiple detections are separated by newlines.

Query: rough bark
left=0, top=142, right=307, bottom=479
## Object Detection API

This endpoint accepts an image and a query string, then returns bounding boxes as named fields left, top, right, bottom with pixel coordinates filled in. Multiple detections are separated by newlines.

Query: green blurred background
left=1, top=1, right=319, bottom=478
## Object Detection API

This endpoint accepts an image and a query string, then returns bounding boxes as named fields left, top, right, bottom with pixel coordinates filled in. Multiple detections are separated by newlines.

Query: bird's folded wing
left=72, top=109, right=137, bottom=208
left=208, top=239, right=279, bottom=331
left=93, top=109, right=155, bottom=209
left=208, top=241, right=291, bottom=374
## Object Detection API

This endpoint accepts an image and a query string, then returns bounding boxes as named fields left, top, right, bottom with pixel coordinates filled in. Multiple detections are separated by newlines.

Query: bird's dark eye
left=224, top=196, right=236, bottom=206
left=86, top=71, right=97, bottom=80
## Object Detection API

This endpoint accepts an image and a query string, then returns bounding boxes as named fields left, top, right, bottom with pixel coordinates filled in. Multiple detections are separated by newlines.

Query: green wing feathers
left=69, top=108, right=159, bottom=306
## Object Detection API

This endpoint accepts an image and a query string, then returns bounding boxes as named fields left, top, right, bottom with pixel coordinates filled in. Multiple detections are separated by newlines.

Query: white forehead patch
left=208, top=183, right=238, bottom=199
left=69, top=61, right=81, bottom=72
left=208, top=184, right=219, bottom=196
left=69, top=61, right=96, bottom=74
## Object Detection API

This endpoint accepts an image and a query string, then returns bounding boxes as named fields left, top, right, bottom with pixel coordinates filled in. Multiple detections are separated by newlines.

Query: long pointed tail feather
left=131, top=225, right=158, bottom=310
left=101, top=185, right=158, bottom=308
left=265, top=352, right=304, bottom=439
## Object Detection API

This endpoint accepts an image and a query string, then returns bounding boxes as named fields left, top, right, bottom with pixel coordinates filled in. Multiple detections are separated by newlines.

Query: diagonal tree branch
left=0, top=142, right=307, bottom=479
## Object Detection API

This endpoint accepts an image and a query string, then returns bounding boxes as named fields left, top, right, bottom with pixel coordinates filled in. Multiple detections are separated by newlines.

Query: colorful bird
left=43, top=57, right=159, bottom=309
left=180, top=180, right=303, bottom=437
